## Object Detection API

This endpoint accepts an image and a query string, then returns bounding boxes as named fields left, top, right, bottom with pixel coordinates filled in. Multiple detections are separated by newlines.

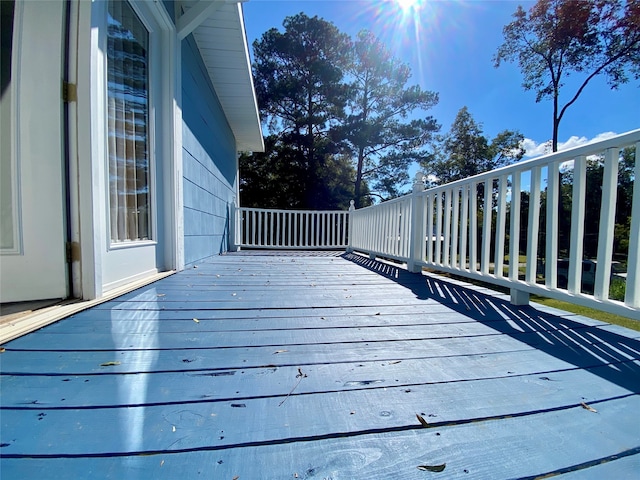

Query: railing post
left=229, top=198, right=239, bottom=252
left=408, top=174, right=424, bottom=273
left=346, top=200, right=355, bottom=253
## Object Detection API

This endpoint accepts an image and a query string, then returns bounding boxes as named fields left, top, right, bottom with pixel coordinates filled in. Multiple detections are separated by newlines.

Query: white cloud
left=522, top=131, right=618, bottom=158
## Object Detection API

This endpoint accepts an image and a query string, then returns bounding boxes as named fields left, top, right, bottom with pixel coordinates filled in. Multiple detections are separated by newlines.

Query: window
left=107, top=0, right=150, bottom=242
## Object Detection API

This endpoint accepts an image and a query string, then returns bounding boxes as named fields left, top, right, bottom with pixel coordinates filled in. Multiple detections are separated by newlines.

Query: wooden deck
left=1, top=251, right=639, bottom=479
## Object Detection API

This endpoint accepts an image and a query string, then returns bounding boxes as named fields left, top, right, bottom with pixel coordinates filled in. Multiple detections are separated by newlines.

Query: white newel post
left=346, top=200, right=355, bottom=253
left=408, top=174, right=425, bottom=273
left=229, top=199, right=239, bottom=252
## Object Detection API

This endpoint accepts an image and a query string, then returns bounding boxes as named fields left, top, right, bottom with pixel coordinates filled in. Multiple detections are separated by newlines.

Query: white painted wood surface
left=348, top=130, right=640, bottom=319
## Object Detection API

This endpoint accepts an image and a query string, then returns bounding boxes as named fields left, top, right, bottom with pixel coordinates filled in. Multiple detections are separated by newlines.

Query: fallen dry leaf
left=193, top=318, right=200, bottom=323
left=417, top=464, right=446, bottom=472
left=273, top=350, right=288, bottom=354
left=416, top=414, right=429, bottom=427
left=0, top=347, right=5, bottom=353
left=100, top=361, right=121, bottom=367
left=580, top=401, right=597, bottom=413
left=156, top=294, right=165, bottom=297
left=232, top=476, right=239, bottom=480
left=160, top=460, right=165, bottom=467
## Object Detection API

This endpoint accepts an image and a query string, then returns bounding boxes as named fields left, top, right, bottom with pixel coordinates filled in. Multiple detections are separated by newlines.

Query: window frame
left=103, top=0, right=160, bottom=250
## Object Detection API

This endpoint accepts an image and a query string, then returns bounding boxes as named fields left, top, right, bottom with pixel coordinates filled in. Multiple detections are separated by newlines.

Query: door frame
left=72, top=0, right=182, bottom=300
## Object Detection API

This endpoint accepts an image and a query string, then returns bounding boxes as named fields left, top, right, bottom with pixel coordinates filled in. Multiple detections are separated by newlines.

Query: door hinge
left=62, top=81, right=77, bottom=103
left=65, top=241, right=80, bottom=263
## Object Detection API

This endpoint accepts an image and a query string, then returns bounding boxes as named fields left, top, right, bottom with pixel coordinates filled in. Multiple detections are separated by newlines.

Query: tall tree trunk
left=307, top=88, right=316, bottom=208
left=552, top=92, right=559, bottom=152
left=354, top=146, right=365, bottom=208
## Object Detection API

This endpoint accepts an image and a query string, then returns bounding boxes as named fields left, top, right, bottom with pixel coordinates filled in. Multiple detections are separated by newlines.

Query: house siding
left=181, top=34, right=237, bottom=265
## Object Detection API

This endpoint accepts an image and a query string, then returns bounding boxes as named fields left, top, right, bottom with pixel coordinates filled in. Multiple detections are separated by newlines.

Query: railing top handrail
left=422, top=128, right=640, bottom=194
left=350, top=194, right=411, bottom=213
left=238, top=206, right=349, bottom=214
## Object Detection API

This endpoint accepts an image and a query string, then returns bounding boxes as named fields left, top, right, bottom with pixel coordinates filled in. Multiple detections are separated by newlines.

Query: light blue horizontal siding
left=181, top=34, right=237, bottom=265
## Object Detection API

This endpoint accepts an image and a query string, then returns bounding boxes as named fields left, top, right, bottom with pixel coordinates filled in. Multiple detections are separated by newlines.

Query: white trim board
left=0, top=270, right=175, bottom=345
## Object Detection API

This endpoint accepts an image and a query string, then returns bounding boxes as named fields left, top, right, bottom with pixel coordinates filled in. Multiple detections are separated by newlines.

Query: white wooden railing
left=349, top=129, right=640, bottom=319
left=233, top=206, right=349, bottom=249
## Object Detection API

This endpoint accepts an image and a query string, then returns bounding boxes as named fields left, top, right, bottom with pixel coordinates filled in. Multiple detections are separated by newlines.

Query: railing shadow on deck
left=342, top=252, right=640, bottom=394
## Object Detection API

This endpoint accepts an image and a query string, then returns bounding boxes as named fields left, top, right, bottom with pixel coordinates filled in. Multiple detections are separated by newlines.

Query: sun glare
left=397, top=0, right=421, bottom=12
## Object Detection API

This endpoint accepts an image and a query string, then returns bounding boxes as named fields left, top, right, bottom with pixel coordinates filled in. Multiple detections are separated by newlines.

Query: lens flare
left=397, top=0, right=421, bottom=12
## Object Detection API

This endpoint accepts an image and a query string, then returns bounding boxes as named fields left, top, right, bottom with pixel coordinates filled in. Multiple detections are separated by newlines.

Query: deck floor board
left=1, top=252, right=639, bottom=479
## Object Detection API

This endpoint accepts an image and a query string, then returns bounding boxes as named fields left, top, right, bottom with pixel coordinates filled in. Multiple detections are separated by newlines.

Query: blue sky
left=242, top=0, right=639, bottom=157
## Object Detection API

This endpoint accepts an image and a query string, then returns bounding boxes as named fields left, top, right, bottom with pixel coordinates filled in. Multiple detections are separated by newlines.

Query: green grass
left=530, top=295, right=640, bottom=332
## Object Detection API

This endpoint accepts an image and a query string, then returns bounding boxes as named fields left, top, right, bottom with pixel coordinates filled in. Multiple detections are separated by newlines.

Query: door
left=0, top=1, right=68, bottom=303
left=93, top=0, right=174, bottom=293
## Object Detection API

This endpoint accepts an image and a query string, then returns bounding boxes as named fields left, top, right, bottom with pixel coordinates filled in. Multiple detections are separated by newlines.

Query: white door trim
left=74, top=0, right=180, bottom=300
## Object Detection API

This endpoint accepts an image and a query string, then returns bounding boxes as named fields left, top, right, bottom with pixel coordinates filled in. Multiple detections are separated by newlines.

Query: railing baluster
left=426, top=194, right=434, bottom=264
left=331, top=212, right=335, bottom=247
left=469, top=182, right=478, bottom=273
left=451, top=188, right=460, bottom=269
left=526, top=167, right=542, bottom=284
left=443, top=189, right=452, bottom=267
left=460, top=185, right=469, bottom=271
left=495, top=174, right=508, bottom=278
left=626, top=142, right=640, bottom=307
left=481, top=179, right=492, bottom=275
left=509, top=172, right=521, bottom=282
left=546, top=161, right=560, bottom=288
left=568, top=156, right=586, bottom=293
left=434, top=193, right=442, bottom=265
left=594, top=148, right=619, bottom=300
left=252, top=209, right=257, bottom=246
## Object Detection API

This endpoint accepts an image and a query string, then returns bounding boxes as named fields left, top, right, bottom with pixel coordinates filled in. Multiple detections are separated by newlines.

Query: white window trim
left=105, top=0, right=158, bottom=247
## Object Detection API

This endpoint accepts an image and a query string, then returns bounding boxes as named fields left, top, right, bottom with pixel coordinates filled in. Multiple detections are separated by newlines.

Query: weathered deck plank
left=1, top=252, right=639, bottom=479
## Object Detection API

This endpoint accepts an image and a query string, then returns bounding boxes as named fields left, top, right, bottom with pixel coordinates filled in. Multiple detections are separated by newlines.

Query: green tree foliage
left=582, top=146, right=636, bottom=258
left=343, top=30, right=439, bottom=207
left=251, top=13, right=353, bottom=209
left=243, top=14, right=438, bottom=210
left=494, top=0, right=640, bottom=152
left=239, top=135, right=358, bottom=210
left=422, top=106, right=525, bottom=185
